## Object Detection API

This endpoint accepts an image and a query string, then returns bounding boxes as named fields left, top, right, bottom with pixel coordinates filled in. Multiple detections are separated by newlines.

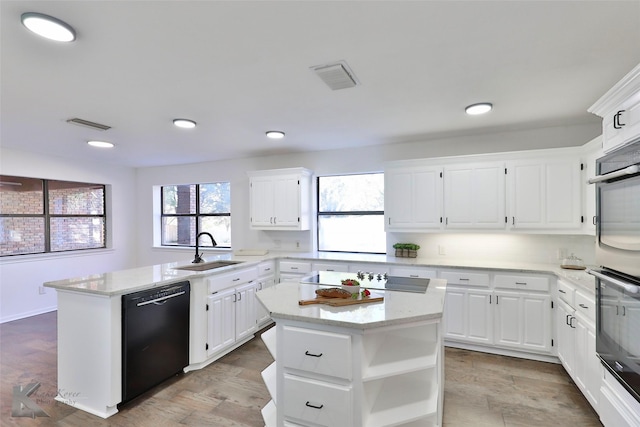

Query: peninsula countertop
left=255, top=278, right=447, bottom=329
left=43, top=250, right=595, bottom=297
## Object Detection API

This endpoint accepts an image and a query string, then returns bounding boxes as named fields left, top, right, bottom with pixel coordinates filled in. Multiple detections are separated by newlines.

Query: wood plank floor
left=0, top=312, right=601, bottom=426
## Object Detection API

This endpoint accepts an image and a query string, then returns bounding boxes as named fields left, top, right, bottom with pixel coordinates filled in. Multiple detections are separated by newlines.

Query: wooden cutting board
left=299, top=295, right=384, bottom=306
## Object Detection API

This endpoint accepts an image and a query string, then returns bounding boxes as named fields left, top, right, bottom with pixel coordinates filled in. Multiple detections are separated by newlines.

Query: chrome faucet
left=192, top=232, right=217, bottom=263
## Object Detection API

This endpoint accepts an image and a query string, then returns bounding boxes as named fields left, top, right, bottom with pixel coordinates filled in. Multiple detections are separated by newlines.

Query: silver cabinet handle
left=304, top=350, right=322, bottom=357
left=515, top=282, right=527, bottom=286
left=558, top=289, right=566, bottom=294
left=305, top=401, right=324, bottom=409
left=579, top=303, right=588, bottom=309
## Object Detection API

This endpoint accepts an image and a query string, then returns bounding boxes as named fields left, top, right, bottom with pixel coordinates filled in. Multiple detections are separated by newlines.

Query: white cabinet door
left=443, top=287, right=492, bottom=344
left=494, top=291, right=552, bottom=353
left=273, top=175, right=301, bottom=227
left=467, top=289, right=493, bottom=344
left=235, top=282, right=256, bottom=341
left=256, top=277, right=275, bottom=326
left=444, top=162, right=505, bottom=229
left=443, top=288, right=467, bottom=341
left=207, top=288, right=236, bottom=357
left=385, top=167, right=442, bottom=231
left=508, top=158, right=582, bottom=230
left=556, top=299, right=575, bottom=377
left=250, top=176, right=275, bottom=227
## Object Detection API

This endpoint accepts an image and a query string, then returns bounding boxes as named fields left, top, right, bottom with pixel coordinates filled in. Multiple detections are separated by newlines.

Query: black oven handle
left=587, top=165, right=640, bottom=184
left=587, top=269, right=640, bottom=294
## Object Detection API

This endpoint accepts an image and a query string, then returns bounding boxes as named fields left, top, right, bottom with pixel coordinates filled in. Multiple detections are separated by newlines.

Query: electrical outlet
left=439, top=245, right=446, bottom=255
left=38, top=286, right=46, bottom=295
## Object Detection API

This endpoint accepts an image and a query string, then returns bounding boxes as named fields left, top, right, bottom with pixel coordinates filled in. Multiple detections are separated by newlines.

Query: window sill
left=0, top=248, right=115, bottom=265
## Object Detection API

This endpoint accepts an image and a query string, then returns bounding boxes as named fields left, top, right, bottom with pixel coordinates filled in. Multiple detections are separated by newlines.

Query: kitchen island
left=256, top=276, right=447, bottom=427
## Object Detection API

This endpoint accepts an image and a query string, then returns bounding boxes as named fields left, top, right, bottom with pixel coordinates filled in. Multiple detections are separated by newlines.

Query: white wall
left=0, top=148, right=137, bottom=322
left=136, top=122, right=599, bottom=266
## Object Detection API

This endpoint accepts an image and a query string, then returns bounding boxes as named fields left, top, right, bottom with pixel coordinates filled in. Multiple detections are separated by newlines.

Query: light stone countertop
left=43, top=250, right=596, bottom=296
left=255, top=278, right=447, bottom=329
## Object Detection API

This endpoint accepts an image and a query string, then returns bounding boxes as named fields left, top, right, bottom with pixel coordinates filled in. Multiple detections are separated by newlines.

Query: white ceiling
left=1, top=1, right=639, bottom=168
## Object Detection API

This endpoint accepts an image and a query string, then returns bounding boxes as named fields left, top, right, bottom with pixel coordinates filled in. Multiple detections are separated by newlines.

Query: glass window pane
left=0, top=176, right=44, bottom=214
left=50, top=217, right=105, bottom=251
left=318, top=215, right=386, bottom=253
left=0, top=217, right=45, bottom=255
left=200, top=217, right=231, bottom=247
left=49, top=180, right=104, bottom=215
left=200, top=183, right=231, bottom=214
left=319, top=173, right=384, bottom=212
left=163, top=185, right=196, bottom=214
left=162, top=216, right=196, bottom=245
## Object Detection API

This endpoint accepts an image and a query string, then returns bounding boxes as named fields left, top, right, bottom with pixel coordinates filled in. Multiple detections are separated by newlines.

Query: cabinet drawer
left=207, top=267, right=257, bottom=294
left=279, top=260, right=312, bottom=274
left=312, top=262, right=347, bottom=272
left=575, top=290, right=595, bottom=323
left=258, top=261, right=276, bottom=277
left=557, top=280, right=576, bottom=306
left=389, top=266, right=437, bottom=279
left=494, top=274, right=549, bottom=292
left=282, top=326, right=351, bottom=380
left=440, top=270, right=490, bottom=287
left=283, top=374, right=351, bottom=426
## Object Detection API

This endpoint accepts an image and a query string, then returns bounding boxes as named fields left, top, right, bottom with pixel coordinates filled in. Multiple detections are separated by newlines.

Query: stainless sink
left=384, top=276, right=430, bottom=293
left=173, top=260, right=243, bottom=272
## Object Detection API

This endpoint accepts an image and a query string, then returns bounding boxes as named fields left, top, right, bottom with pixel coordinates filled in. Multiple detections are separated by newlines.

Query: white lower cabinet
left=442, top=270, right=553, bottom=356
left=555, top=280, right=601, bottom=415
left=264, top=320, right=443, bottom=427
left=257, top=261, right=277, bottom=327
left=205, top=269, right=258, bottom=359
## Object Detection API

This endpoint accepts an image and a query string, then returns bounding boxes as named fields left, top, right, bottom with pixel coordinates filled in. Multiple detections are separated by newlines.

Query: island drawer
left=575, top=290, right=595, bottom=323
left=279, top=260, right=312, bottom=274
left=283, top=374, right=352, bottom=426
left=282, top=326, right=352, bottom=380
left=557, top=280, right=576, bottom=306
left=439, top=270, right=490, bottom=287
left=207, top=267, right=257, bottom=294
left=388, top=266, right=437, bottom=279
left=494, top=274, right=549, bottom=292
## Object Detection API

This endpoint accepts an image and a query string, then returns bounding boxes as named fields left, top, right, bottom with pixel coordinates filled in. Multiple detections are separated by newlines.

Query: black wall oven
left=589, top=140, right=640, bottom=403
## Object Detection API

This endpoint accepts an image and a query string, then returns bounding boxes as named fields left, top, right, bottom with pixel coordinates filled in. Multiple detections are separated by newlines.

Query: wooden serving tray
left=299, top=295, right=384, bottom=306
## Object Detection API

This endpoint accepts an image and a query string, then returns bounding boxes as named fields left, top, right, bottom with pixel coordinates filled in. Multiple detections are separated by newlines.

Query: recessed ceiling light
left=21, top=12, right=76, bottom=42
left=266, top=131, right=285, bottom=139
left=465, top=103, right=493, bottom=115
left=87, top=140, right=114, bottom=148
left=173, top=119, right=196, bottom=129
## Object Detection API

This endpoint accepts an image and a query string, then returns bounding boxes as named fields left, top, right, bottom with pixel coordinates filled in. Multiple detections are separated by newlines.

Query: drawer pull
left=515, top=282, right=527, bottom=285
left=579, top=303, right=588, bottom=309
left=232, top=278, right=240, bottom=282
left=459, top=278, right=469, bottom=281
left=305, top=401, right=324, bottom=410
left=304, top=350, right=323, bottom=357
left=291, top=267, right=299, bottom=270
left=410, top=274, right=419, bottom=278
left=558, top=289, right=566, bottom=294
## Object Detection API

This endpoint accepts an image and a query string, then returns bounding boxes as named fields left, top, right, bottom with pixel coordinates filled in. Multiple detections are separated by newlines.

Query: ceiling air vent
left=66, top=118, right=111, bottom=131
left=311, top=61, right=359, bottom=90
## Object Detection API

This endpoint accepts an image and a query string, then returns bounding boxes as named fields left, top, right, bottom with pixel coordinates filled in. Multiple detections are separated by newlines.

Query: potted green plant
left=392, top=243, right=404, bottom=257
left=407, top=244, right=420, bottom=258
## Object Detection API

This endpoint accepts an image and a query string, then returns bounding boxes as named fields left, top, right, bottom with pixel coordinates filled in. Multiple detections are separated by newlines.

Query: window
left=0, top=175, right=106, bottom=256
left=317, top=173, right=385, bottom=253
left=161, top=182, right=231, bottom=248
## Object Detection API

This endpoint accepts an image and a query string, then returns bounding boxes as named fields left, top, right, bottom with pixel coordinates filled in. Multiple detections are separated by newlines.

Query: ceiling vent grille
left=66, top=118, right=111, bottom=131
left=311, top=61, right=359, bottom=90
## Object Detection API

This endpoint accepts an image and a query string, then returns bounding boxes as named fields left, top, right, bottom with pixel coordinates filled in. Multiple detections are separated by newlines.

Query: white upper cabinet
left=589, top=62, right=640, bottom=153
left=507, top=157, right=582, bottom=230
left=444, top=162, right=505, bottom=229
left=385, top=166, right=443, bottom=231
left=248, top=168, right=312, bottom=230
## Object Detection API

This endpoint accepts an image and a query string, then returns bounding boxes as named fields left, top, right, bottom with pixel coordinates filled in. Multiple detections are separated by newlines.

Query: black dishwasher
left=121, top=281, right=190, bottom=404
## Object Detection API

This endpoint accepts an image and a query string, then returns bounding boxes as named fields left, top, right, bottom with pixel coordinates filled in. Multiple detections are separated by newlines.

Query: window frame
left=160, top=182, right=231, bottom=249
left=316, top=172, right=385, bottom=254
left=0, top=176, right=106, bottom=257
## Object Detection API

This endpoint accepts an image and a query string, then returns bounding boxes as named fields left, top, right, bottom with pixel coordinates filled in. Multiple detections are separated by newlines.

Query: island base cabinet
left=266, top=319, right=443, bottom=427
